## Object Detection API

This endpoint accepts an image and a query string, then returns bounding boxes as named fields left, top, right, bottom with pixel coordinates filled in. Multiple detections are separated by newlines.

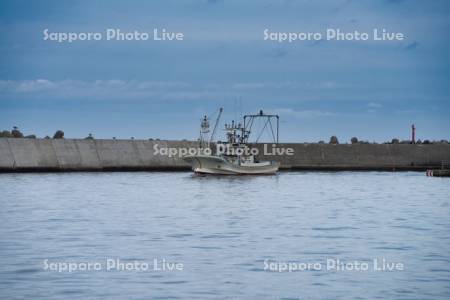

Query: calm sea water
left=0, top=172, right=449, bottom=299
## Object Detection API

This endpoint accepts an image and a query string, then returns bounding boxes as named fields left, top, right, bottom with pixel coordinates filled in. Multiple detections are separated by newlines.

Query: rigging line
left=248, top=118, right=255, bottom=139
left=208, top=108, right=220, bottom=119
left=204, top=107, right=221, bottom=123
left=268, top=118, right=276, bottom=143
left=244, top=117, right=251, bottom=131
left=255, top=119, right=270, bottom=143
left=246, top=118, right=254, bottom=138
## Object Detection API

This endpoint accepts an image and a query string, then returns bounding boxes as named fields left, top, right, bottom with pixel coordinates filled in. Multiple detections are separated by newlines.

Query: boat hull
left=183, top=155, right=279, bottom=175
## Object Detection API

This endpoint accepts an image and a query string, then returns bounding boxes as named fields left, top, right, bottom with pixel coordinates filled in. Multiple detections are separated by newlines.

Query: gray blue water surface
left=0, top=172, right=449, bottom=299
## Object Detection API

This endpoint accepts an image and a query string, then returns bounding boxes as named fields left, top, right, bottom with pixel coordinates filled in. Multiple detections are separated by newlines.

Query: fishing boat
left=183, top=108, right=280, bottom=175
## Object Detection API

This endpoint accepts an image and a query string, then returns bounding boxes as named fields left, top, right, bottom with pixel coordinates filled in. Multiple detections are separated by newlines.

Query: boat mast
left=243, top=110, right=279, bottom=144
left=208, top=107, right=223, bottom=148
left=200, top=115, right=210, bottom=149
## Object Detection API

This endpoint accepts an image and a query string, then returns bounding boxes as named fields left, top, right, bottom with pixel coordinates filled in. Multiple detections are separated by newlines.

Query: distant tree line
left=0, top=127, right=448, bottom=144
left=0, top=127, right=94, bottom=140
left=321, top=136, right=448, bottom=145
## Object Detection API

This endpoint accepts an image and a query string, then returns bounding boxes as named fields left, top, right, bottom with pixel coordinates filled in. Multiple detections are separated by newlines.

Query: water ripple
left=0, top=171, right=449, bottom=299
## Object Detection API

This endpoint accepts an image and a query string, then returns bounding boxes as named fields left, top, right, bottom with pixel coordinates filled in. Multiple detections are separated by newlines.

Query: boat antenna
left=234, top=97, right=238, bottom=120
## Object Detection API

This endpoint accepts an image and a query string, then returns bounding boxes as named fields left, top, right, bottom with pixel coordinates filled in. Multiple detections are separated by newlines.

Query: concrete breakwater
left=0, top=138, right=449, bottom=172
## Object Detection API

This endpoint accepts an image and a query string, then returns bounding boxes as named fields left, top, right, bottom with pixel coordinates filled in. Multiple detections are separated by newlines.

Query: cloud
left=367, top=102, right=382, bottom=108
left=386, top=0, right=405, bottom=4
left=367, top=102, right=382, bottom=113
left=270, top=108, right=336, bottom=118
left=232, top=81, right=340, bottom=90
left=136, top=81, right=191, bottom=89
left=266, top=47, right=289, bottom=58
left=0, top=79, right=199, bottom=101
left=404, top=41, right=419, bottom=51
left=308, top=39, right=325, bottom=47
left=232, top=82, right=266, bottom=90
left=1, top=79, right=344, bottom=102
left=15, top=79, right=57, bottom=92
left=332, top=0, right=354, bottom=12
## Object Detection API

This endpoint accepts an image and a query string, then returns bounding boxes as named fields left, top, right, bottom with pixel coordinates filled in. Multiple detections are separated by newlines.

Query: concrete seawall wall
left=252, top=143, right=450, bottom=170
left=0, top=138, right=449, bottom=172
left=0, top=139, right=197, bottom=171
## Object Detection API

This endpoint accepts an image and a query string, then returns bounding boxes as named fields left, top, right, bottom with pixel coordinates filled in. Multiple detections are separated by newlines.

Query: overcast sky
left=0, top=0, right=449, bottom=142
